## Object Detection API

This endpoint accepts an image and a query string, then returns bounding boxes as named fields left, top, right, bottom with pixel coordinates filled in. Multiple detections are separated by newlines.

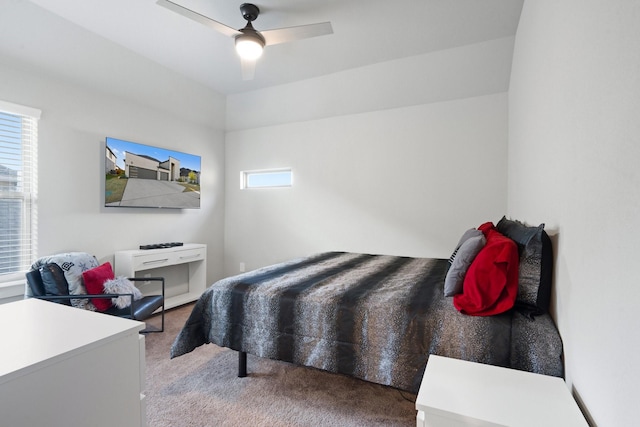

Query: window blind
left=0, top=101, right=40, bottom=278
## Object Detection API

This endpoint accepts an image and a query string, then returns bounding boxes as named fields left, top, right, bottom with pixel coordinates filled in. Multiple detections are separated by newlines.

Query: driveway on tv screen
left=108, top=178, right=200, bottom=208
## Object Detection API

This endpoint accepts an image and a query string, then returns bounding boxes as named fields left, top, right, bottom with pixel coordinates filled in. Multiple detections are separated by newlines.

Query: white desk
left=416, top=355, right=588, bottom=427
left=115, top=243, right=206, bottom=309
left=0, top=299, right=146, bottom=427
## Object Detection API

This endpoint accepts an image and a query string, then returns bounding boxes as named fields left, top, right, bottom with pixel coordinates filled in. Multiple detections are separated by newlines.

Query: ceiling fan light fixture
left=157, top=1, right=333, bottom=80
left=235, top=33, right=265, bottom=60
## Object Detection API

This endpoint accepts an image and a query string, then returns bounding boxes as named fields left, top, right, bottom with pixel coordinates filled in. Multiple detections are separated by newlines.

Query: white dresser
left=115, top=243, right=206, bottom=309
left=416, top=355, right=588, bottom=427
left=0, top=299, right=147, bottom=427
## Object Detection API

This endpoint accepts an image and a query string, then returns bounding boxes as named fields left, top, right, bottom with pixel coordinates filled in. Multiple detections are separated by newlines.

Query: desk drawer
left=132, top=253, right=173, bottom=271
left=173, top=248, right=205, bottom=264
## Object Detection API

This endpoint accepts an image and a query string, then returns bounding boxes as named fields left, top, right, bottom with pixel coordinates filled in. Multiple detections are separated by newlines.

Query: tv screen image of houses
left=105, top=137, right=201, bottom=209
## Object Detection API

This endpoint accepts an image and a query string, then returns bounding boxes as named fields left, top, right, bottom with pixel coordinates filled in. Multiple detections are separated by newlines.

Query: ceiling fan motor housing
left=240, top=3, right=260, bottom=22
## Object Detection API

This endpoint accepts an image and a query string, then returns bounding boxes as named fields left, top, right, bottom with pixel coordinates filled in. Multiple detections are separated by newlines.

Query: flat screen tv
left=105, top=137, right=201, bottom=209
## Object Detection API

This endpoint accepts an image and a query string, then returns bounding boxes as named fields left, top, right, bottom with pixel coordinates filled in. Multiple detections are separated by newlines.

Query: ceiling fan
left=157, top=0, right=333, bottom=80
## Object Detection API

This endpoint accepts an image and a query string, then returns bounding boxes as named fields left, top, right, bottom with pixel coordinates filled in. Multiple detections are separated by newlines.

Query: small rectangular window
left=241, top=168, right=292, bottom=189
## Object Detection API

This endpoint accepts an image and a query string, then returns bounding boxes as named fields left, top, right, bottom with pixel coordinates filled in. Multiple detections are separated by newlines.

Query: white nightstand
left=416, top=355, right=588, bottom=427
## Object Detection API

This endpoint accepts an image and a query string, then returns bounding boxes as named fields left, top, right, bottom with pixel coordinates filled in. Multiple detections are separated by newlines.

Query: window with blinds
left=0, top=101, right=40, bottom=280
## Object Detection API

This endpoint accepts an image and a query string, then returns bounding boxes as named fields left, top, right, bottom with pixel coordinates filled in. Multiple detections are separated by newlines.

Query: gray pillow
left=39, top=263, right=72, bottom=305
left=444, top=234, right=486, bottom=296
left=448, top=228, right=483, bottom=264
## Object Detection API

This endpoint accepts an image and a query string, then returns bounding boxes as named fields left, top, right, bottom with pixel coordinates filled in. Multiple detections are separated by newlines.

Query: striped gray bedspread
left=171, top=252, right=563, bottom=392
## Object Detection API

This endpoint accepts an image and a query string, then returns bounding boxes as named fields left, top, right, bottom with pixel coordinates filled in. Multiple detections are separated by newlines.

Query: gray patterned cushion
left=28, top=252, right=100, bottom=310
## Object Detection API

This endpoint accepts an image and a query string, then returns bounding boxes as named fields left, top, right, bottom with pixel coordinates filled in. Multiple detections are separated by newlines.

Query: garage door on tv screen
left=105, top=137, right=201, bottom=209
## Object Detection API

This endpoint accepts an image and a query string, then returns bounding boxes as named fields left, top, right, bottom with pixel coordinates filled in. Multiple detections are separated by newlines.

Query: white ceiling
left=26, top=0, right=523, bottom=95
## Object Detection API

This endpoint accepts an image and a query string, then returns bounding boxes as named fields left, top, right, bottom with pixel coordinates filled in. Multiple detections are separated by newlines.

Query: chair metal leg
left=129, top=277, right=165, bottom=333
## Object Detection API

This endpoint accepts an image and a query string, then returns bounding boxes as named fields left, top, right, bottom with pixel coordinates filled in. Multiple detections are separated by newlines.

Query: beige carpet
left=143, top=303, right=417, bottom=427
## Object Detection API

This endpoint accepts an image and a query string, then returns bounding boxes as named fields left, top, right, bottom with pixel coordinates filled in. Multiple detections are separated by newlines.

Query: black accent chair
left=25, top=263, right=165, bottom=333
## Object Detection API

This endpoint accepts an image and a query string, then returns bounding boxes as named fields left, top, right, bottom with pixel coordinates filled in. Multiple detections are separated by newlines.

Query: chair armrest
left=32, top=293, right=136, bottom=318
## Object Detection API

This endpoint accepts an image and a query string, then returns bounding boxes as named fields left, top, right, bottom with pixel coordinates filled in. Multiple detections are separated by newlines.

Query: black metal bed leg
left=238, top=351, right=247, bottom=377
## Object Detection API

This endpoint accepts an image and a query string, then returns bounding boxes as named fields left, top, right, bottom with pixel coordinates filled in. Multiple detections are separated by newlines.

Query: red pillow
left=82, top=262, right=115, bottom=311
left=453, top=222, right=519, bottom=316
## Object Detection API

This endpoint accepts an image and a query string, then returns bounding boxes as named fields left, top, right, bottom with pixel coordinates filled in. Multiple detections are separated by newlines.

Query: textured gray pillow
left=103, top=277, right=143, bottom=309
left=444, top=234, right=486, bottom=296
left=496, top=216, right=553, bottom=316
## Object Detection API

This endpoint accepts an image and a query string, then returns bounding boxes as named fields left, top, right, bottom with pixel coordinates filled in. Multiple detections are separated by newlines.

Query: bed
left=171, top=218, right=564, bottom=393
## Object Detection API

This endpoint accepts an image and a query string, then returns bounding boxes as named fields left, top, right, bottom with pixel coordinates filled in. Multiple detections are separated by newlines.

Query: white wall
left=509, top=1, right=640, bottom=426
left=226, top=100, right=508, bottom=275
left=224, top=38, right=512, bottom=276
left=0, top=0, right=227, bottom=289
left=225, top=94, right=507, bottom=275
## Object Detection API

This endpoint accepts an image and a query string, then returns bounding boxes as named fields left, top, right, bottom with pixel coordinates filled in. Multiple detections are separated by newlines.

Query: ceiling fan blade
left=156, top=0, right=241, bottom=38
left=261, top=22, right=333, bottom=46
left=240, top=58, right=257, bottom=80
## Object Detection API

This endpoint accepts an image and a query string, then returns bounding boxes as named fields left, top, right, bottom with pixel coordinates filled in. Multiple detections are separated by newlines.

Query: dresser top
left=0, top=299, right=144, bottom=384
